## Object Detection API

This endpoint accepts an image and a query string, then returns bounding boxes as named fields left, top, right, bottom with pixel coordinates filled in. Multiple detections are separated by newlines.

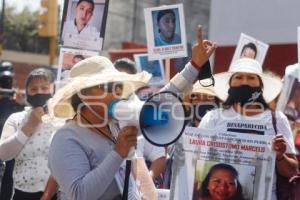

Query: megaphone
left=108, top=91, right=187, bottom=146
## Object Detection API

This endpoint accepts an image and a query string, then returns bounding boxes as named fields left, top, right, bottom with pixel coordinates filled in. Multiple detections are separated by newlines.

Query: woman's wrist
left=190, top=60, right=202, bottom=71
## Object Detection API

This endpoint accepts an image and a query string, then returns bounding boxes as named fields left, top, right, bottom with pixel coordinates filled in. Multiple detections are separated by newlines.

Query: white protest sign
left=171, top=127, right=275, bottom=200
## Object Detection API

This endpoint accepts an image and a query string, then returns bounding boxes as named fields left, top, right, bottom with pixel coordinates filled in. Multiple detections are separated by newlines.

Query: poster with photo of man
left=229, top=33, right=269, bottom=70
left=60, top=0, right=109, bottom=51
left=134, top=53, right=166, bottom=86
left=56, top=47, right=99, bottom=88
left=170, top=127, right=275, bottom=200
left=144, top=4, right=187, bottom=60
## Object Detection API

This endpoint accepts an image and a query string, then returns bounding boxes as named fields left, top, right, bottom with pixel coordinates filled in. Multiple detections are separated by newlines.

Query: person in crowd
left=155, top=9, right=181, bottom=46
left=240, top=42, right=257, bottom=59
left=113, top=57, right=166, bottom=182
left=199, top=58, right=298, bottom=200
left=0, top=62, right=24, bottom=200
left=193, top=163, right=246, bottom=200
left=61, top=0, right=99, bottom=44
left=0, top=68, right=60, bottom=200
left=114, top=58, right=137, bottom=74
left=47, top=25, right=216, bottom=199
left=188, top=82, right=219, bottom=127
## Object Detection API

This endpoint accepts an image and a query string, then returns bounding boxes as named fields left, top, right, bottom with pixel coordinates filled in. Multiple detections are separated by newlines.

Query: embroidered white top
left=0, top=107, right=63, bottom=192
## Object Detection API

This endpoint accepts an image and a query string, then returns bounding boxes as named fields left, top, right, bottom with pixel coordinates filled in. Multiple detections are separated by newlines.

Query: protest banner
left=171, top=127, right=275, bottom=200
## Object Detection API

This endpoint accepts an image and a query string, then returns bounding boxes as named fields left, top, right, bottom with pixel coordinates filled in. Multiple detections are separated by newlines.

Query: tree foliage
left=3, top=6, right=49, bottom=53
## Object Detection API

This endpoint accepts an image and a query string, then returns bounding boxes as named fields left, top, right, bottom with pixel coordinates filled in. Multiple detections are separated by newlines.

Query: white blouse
left=0, top=107, right=64, bottom=192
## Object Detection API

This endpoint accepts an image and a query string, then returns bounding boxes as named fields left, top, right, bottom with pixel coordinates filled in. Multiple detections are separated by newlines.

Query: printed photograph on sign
left=134, top=53, right=166, bottom=86
left=170, top=127, right=275, bottom=200
left=276, top=61, right=300, bottom=149
left=56, top=48, right=99, bottom=88
left=60, top=0, right=109, bottom=51
left=229, top=33, right=269, bottom=70
left=144, top=4, right=187, bottom=60
left=278, top=76, right=300, bottom=145
left=192, top=161, right=255, bottom=200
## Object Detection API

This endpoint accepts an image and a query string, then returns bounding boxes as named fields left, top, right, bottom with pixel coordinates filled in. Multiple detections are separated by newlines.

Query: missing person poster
left=229, top=33, right=269, bottom=70
left=134, top=53, right=166, bottom=86
left=170, top=127, right=275, bottom=200
left=60, top=0, right=109, bottom=51
left=144, top=4, right=187, bottom=60
left=56, top=47, right=99, bottom=89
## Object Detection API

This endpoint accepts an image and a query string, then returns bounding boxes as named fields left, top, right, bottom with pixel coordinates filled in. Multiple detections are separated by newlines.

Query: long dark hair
left=198, top=163, right=246, bottom=200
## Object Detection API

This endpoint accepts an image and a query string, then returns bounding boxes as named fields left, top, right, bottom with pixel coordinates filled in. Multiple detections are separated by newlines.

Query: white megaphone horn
left=108, top=91, right=187, bottom=146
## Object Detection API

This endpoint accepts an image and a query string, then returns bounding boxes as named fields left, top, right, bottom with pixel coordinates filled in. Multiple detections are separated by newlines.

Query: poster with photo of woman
left=60, top=0, right=109, bottom=51
left=170, top=127, right=275, bottom=200
left=192, top=161, right=255, bottom=200
left=144, top=4, right=187, bottom=60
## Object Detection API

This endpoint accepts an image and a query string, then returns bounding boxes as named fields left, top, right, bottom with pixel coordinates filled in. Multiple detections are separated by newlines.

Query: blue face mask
left=26, top=93, right=52, bottom=108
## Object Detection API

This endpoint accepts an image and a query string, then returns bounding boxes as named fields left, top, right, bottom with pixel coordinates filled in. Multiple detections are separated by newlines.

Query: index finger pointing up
left=197, top=25, right=204, bottom=44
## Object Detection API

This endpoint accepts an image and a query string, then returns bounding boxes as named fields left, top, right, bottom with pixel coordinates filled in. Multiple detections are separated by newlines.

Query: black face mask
left=228, top=85, right=262, bottom=106
left=193, top=104, right=216, bottom=120
left=27, top=93, right=52, bottom=108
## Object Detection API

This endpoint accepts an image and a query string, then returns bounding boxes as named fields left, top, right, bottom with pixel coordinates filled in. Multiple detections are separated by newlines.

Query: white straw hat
left=214, top=58, right=282, bottom=103
left=48, top=56, right=152, bottom=119
left=192, top=81, right=216, bottom=97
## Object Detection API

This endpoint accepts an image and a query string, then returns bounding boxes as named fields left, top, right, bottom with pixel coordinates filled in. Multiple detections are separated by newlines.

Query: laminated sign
left=170, top=127, right=275, bottom=200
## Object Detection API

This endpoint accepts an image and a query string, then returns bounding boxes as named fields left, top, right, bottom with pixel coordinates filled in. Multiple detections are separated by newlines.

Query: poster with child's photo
left=144, top=4, right=187, bottom=60
left=56, top=48, right=99, bottom=88
left=229, top=33, right=269, bottom=70
left=134, top=53, right=166, bottom=86
left=60, top=0, right=110, bottom=51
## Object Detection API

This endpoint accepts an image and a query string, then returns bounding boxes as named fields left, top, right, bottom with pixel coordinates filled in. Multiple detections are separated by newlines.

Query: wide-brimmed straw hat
left=213, top=58, right=282, bottom=103
left=191, top=82, right=216, bottom=97
left=48, top=56, right=151, bottom=119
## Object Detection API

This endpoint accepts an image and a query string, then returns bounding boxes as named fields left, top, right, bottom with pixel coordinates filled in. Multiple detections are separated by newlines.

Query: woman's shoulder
left=51, top=121, right=81, bottom=141
left=5, top=109, right=27, bottom=123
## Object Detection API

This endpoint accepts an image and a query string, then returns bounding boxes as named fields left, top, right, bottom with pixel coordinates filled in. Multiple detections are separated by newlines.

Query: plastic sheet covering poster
left=170, top=127, right=275, bottom=200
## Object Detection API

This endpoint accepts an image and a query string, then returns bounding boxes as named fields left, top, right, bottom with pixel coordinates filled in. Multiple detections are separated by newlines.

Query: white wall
left=209, top=0, right=300, bottom=45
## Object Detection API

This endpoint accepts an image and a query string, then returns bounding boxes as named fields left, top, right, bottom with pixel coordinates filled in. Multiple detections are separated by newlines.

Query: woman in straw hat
left=198, top=58, right=298, bottom=200
left=47, top=26, right=216, bottom=200
left=188, top=82, right=219, bottom=127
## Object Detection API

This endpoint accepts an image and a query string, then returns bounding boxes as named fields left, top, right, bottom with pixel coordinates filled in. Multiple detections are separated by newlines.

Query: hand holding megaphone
left=114, top=126, right=138, bottom=158
left=108, top=91, right=186, bottom=148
